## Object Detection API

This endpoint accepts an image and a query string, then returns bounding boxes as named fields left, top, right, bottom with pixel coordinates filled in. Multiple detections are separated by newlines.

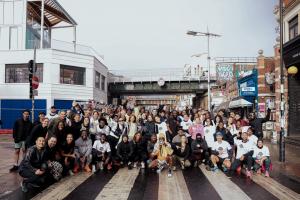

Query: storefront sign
left=241, top=87, right=255, bottom=92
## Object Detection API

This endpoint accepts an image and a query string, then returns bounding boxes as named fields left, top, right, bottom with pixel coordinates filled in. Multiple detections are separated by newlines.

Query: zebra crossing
left=3, top=166, right=300, bottom=200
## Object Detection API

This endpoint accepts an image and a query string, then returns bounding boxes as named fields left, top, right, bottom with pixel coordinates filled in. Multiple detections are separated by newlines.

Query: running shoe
left=141, top=162, right=145, bottom=169
left=168, top=168, right=172, bottom=177
left=211, top=166, right=219, bottom=172
left=21, top=181, right=28, bottom=193
left=246, top=170, right=252, bottom=178
left=9, top=165, right=19, bottom=172
left=265, top=171, right=270, bottom=177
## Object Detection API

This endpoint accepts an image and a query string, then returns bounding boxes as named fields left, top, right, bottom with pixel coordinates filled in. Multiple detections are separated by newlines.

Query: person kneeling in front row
left=74, top=129, right=93, bottom=173
left=210, top=132, right=232, bottom=172
left=149, top=134, right=173, bottom=177
left=92, top=134, right=112, bottom=172
left=253, top=139, right=271, bottom=177
left=19, top=136, right=48, bottom=193
left=116, top=134, right=133, bottom=169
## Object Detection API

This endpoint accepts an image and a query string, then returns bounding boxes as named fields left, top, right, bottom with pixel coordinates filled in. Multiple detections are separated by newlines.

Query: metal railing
left=26, top=39, right=104, bottom=61
left=109, top=68, right=217, bottom=83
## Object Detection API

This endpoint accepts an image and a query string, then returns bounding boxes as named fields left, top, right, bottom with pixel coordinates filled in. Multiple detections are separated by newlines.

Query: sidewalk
left=267, top=142, right=300, bottom=193
left=0, top=134, right=22, bottom=197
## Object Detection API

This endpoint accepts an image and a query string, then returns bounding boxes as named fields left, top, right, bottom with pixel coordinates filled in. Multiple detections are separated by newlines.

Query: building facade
left=0, top=0, right=108, bottom=128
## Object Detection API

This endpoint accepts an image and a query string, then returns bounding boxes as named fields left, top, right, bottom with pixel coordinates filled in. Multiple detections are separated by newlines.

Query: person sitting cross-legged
left=19, top=136, right=48, bottom=193
left=149, top=133, right=174, bottom=177
left=252, top=139, right=271, bottom=177
left=173, top=135, right=191, bottom=170
left=116, top=134, right=133, bottom=169
left=74, top=129, right=92, bottom=173
left=92, top=134, right=112, bottom=172
left=210, top=132, right=232, bottom=172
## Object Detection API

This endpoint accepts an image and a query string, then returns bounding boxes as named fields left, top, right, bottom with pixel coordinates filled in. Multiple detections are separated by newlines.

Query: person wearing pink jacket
left=188, top=117, right=204, bottom=140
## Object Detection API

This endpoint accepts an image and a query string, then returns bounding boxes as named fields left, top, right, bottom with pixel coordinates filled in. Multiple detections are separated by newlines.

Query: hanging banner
left=216, top=64, right=234, bottom=81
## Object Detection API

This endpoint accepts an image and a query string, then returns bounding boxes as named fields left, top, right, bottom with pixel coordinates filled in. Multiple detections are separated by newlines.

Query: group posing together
left=10, top=102, right=272, bottom=193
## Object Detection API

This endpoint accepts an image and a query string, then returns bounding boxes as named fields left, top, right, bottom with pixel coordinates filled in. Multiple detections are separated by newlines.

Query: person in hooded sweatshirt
left=116, top=135, right=133, bottom=169
left=154, top=116, right=169, bottom=142
left=248, top=108, right=271, bottom=139
left=26, top=118, right=49, bottom=148
left=231, top=129, right=254, bottom=178
left=191, top=133, right=209, bottom=166
left=149, top=133, right=174, bottom=177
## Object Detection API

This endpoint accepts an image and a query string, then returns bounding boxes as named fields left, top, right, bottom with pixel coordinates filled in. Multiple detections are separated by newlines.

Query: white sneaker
left=69, top=170, right=74, bottom=176
left=168, top=169, right=172, bottom=177
left=141, top=162, right=145, bottom=169
left=133, top=162, right=137, bottom=168
left=92, top=165, right=96, bottom=173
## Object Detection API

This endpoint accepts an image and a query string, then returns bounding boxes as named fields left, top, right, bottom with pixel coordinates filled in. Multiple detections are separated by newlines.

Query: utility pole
left=279, top=0, right=285, bottom=162
left=187, top=29, right=221, bottom=112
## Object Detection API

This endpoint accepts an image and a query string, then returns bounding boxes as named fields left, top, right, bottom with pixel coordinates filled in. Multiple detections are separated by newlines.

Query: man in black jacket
left=249, top=108, right=271, bottom=138
left=10, top=110, right=33, bottom=172
left=191, top=133, right=209, bottom=166
left=19, top=136, right=48, bottom=193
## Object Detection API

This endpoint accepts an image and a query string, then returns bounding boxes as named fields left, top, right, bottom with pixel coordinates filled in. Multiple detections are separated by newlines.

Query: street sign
left=241, top=87, right=255, bottom=92
left=32, top=76, right=39, bottom=89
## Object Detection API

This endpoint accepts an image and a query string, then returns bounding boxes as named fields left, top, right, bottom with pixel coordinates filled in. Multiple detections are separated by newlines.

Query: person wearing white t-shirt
left=204, top=118, right=216, bottom=148
left=180, top=114, right=193, bottom=132
left=210, top=132, right=232, bottom=172
left=92, top=134, right=112, bottom=172
left=252, top=139, right=271, bottom=177
left=154, top=116, right=168, bottom=141
left=247, top=127, right=258, bottom=147
left=231, top=131, right=254, bottom=177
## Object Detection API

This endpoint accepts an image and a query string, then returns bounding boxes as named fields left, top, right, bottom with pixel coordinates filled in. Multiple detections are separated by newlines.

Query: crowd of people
left=9, top=101, right=272, bottom=193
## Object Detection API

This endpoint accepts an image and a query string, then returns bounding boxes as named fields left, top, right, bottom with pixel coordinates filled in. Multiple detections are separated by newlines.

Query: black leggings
left=19, top=168, right=46, bottom=186
left=231, top=155, right=253, bottom=171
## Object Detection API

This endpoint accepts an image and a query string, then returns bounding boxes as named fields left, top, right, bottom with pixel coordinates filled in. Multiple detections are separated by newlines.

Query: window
left=289, top=15, right=298, bottom=40
left=5, top=63, right=43, bottom=83
left=101, top=75, right=106, bottom=91
left=60, top=65, right=85, bottom=85
left=95, top=71, right=100, bottom=89
left=9, top=27, right=18, bottom=50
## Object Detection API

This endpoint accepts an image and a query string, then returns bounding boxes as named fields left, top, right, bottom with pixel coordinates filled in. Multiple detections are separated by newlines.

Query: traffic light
left=28, top=60, right=33, bottom=99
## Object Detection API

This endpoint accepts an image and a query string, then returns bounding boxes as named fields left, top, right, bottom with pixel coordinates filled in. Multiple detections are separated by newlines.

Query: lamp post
left=187, top=29, right=221, bottom=112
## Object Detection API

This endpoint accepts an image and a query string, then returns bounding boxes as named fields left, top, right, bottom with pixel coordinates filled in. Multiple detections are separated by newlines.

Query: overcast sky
left=54, top=0, right=278, bottom=70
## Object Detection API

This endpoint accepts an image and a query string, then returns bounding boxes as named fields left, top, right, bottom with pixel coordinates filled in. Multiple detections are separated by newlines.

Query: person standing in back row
left=248, top=108, right=271, bottom=139
left=10, top=110, right=33, bottom=172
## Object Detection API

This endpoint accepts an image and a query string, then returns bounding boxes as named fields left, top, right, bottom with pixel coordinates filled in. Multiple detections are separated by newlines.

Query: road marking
left=199, top=165, right=251, bottom=200
left=251, top=174, right=300, bottom=200
left=95, top=168, right=140, bottom=200
left=158, top=170, right=192, bottom=200
left=32, top=172, right=92, bottom=200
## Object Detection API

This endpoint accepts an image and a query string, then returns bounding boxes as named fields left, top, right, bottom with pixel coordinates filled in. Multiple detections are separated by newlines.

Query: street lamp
left=187, top=29, right=221, bottom=112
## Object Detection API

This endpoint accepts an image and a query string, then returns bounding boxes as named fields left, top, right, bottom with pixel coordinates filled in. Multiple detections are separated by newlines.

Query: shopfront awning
left=229, top=98, right=252, bottom=109
left=283, top=34, right=300, bottom=68
left=215, top=100, right=230, bottom=111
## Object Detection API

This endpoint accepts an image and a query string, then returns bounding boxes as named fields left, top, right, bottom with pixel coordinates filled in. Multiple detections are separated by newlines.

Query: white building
left=0, top=0, right=108, bottom=128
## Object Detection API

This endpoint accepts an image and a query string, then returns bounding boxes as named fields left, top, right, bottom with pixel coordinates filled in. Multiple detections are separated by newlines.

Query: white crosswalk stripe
left=94, top=168, right=140, bottom=200
left=199, top=165, right=251, bottom=200
left=158, top=170, right=192, bottom=200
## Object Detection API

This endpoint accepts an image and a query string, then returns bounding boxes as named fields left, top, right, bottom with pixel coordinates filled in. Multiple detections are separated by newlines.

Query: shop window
left=60, top=65, right=85, bottom=85
left=5, top=63, right=43, bottom=83
left=101, top=75, right=106, bottom=91
left=95, top=71, right=100, bottom=89
left=289, top=15, right=298, bottom=40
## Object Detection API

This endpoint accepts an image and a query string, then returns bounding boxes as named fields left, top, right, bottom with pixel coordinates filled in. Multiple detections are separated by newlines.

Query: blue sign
left=238, top=69, right=258, bottom=99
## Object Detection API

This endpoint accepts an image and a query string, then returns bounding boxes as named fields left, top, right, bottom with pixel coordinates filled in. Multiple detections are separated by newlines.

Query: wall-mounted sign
left=157, top=78, right=165, bottom=87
